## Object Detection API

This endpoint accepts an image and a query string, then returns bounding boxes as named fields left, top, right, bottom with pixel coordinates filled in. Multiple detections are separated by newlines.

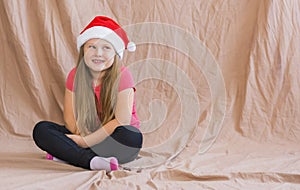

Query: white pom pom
left=127, top=41, right=136, bottom=52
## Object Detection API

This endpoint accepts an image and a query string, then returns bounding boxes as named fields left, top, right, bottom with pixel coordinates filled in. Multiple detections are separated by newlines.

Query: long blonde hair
left=74, top=47, right=120, bottom=136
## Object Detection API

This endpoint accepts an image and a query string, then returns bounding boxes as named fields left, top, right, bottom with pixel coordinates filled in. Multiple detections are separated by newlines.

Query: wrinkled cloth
left=0, top=0, right=299, bottom=189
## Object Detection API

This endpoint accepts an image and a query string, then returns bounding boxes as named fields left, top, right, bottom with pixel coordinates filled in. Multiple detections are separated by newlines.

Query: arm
left=63, top=88, right=79, bottom=134
left=80, top=88, right=134, bottom=147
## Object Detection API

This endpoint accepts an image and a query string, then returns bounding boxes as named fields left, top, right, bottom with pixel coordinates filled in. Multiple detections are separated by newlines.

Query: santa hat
left=77, top=16, right=136, bottom=59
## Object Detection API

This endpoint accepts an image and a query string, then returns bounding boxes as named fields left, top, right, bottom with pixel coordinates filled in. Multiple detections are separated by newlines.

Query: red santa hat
left=77, top=16, right=136, bottom=59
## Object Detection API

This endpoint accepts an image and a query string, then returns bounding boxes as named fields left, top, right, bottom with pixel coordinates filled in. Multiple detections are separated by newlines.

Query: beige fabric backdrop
left=0, top=0, right=299, bottom=189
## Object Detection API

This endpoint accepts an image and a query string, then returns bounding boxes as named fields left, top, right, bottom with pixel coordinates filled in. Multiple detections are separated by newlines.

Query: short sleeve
left=119, top=67, right=135, bottom=92
left=66, top=68, right=76, bottom=91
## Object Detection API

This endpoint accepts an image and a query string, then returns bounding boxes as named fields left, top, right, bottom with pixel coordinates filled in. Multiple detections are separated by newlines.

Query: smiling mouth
left=92, top=59, right=105, bottom=64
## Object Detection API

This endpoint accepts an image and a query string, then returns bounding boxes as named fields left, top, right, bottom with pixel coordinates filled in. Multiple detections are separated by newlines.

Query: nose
left=96, top=47, right=103, bottom=56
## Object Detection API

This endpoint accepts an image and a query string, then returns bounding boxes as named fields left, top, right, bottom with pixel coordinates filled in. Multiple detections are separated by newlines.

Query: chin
left=88, top=64, right=105, bottom=71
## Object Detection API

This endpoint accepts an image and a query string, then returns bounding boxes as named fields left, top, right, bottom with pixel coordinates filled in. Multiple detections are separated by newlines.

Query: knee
left=132, top=128, right=143, bottom=148
left=32, top=121, right=49, bottom=143
left=127, top=126, right=143, bottom=148
left=115, top=126, right=143, bottom=148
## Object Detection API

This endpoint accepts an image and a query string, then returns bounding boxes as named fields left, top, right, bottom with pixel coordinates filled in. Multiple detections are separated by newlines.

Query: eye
left=88, top=45, right=97, bottom=49
left=103, top=46, right=111, bottom=50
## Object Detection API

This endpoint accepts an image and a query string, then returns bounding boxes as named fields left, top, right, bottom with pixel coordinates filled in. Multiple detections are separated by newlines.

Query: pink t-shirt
left=66, top=66, right=140, bottom=128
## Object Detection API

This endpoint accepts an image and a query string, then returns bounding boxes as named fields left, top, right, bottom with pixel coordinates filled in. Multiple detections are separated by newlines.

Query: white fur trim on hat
left=77, top=26, right=125, bottom=59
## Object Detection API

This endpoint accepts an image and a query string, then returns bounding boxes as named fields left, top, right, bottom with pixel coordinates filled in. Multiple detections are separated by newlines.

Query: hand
left=66, top=134, right=88, bottom=148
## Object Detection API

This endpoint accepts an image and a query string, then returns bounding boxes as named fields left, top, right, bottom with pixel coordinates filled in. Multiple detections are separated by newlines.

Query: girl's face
left=83, top=38, right=116, bottom=75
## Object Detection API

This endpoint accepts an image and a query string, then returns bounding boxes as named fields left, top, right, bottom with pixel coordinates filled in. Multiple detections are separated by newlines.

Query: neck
left=90, top=70, right=105, bottom=86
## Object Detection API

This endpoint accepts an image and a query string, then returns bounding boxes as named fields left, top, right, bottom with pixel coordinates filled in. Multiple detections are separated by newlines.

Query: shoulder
left=68, top=67, right=77, bottom=78
left=66, top=67, right=77, bottom=91
left=119, top=66, right=135, bottom=91
left=120, top=66, right=133, bottom=80
left=120, top=66, right=131, bottom=75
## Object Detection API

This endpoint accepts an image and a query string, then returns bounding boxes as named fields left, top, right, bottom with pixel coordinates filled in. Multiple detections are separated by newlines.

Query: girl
left=33, top=16, right=143, bottom=172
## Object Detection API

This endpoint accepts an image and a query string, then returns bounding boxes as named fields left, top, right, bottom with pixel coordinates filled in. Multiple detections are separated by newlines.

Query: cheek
left=83, top=55, right=89, bottom=64
left=83, top=50, right=89, bottom=61
left=106, top=51, right=116, bottom=60
left=106, top=57, right=114, bottom=67
left=105, top=52, right=115, bottom=62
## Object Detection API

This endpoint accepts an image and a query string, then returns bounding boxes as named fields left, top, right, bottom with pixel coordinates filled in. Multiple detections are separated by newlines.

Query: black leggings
left=32, top=121, right=143, bottom=169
